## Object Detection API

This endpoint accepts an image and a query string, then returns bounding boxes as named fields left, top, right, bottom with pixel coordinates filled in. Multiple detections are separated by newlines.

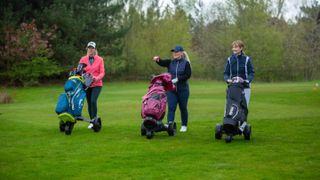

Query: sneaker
left=180, top=126, right=187, bottom=132
left=88, top=123, right=94, bottom=129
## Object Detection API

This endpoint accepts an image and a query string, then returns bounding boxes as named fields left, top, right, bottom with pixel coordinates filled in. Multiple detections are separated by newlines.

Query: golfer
left=153, top=45, right=192, bottom=132
left=79, top=41, right=105, bottom=128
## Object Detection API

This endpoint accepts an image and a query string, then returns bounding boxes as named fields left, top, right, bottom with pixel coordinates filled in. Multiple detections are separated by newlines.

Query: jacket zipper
left=236, top=56, right=239, bottom=77
left=175, top=61, right=179, bottom=92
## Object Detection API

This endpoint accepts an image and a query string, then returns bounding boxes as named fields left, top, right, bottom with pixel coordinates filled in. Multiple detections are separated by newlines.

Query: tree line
left=0, top=0, right=319, bottom=85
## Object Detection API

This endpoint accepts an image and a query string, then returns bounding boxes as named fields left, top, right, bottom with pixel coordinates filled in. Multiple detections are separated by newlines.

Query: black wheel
left=92, top=118, right=102, bottom=132
left=141, top=123, right=146, bottom=136
left=59, top=120, right=66, bottom=132
left=243, top=124, right=251, bottom=140
left=215, top=124, right=223, bottom=139
left=225, top=135, right=233, bottom=143
left=146, top=131, right=154, bottom=139
left=64, top=122, right=75, bottom=135
left=167, top=122, right=176, bottom=136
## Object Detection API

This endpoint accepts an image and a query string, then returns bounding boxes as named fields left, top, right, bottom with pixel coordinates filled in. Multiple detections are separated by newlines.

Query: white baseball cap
left=87, top=41, right=96, bottom=48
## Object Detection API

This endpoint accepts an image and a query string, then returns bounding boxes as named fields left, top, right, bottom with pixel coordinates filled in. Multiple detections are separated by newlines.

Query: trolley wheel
left=167, top=122, right=176, bottom=136
left=59, top=120, right=66, bottom=132
left=141, top=123, right=146, bottom=136
left=146, top=131, right=154, bottom=139
left=215, top=124, right=223, bottom=139
left=225, top=135, right=233, bottom=143
left=64, top=122, right=75, bottom=135
left=243, top=124, right=251, bottom=140
left=92, top=117, right=102, bottom=132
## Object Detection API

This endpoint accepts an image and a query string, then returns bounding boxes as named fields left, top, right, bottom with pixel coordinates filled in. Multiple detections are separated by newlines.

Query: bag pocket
left=55, top=93, right=69, bottom=114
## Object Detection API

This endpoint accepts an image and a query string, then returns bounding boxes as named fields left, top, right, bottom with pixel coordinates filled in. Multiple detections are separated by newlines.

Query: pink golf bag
left=140, top=73, right=176, bottom=139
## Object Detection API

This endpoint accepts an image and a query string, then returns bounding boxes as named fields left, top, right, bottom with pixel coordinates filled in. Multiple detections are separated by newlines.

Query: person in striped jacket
left=223, top=40, right=254, bottom=106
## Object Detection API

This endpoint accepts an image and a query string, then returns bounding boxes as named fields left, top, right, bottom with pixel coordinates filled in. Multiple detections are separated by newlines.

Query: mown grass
left=0, top=80, right=319, bottom=179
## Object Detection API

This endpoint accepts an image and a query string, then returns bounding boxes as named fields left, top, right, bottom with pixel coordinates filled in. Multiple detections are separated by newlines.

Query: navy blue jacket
left=156, top=58, right=191, bottom=89
left=223, top=52, right=254, bottom=86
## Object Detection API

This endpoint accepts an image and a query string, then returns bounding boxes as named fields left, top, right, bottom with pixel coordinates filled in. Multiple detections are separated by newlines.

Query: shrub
left=0, top=19, right=57, bottom=85
left=9, top=57, right=62, bottom=86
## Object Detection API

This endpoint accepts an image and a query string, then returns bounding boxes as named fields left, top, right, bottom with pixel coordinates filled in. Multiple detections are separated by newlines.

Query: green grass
left=0, top=80, right=319, bottom=179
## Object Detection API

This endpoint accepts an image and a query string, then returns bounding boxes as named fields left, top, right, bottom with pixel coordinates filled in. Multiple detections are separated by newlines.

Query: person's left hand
left=172, top=78, right=178, bottom=83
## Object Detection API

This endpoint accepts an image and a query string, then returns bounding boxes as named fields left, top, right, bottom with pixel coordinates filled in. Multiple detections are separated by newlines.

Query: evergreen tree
left=40, top=0, right=128, bottom=66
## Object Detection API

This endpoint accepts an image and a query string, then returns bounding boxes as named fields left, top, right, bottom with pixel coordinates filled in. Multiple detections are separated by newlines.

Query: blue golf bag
left=55, top=63, right=101, bottom=135
left=56, top=76, right=86, bottom=117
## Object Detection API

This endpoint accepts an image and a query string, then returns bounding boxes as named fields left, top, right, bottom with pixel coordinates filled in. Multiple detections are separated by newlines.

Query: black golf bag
left=215, top=78, right=251, bottom=143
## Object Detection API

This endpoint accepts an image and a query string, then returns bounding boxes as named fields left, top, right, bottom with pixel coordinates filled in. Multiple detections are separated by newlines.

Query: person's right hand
left=153, top=56, right=160, bottom=62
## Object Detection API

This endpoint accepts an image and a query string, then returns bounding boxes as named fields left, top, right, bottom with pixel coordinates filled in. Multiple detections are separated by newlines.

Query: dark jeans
left=86, top=86, right=102, bottom=119
left=166, top=86, right=189, bottom=126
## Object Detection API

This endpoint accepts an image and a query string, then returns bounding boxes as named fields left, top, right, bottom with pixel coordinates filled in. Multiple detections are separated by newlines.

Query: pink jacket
left=79, top=55, right=105, bottom=87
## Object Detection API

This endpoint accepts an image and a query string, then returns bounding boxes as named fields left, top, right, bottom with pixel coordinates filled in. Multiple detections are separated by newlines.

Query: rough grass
left=0, top=90, right=12, bottom=104
left=0, top=80, right=319, bottom=179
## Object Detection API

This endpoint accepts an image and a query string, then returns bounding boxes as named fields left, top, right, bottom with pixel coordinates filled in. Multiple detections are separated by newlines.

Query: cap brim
left=171, top=49, right=181, bottom=52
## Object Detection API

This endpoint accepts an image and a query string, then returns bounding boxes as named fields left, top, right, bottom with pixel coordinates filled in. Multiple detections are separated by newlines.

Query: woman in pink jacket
left=79, top=41, right=105, bottom=123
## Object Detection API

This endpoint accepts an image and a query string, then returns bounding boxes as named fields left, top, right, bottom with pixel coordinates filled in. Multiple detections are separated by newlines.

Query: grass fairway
left=0, top=80, right=319, bottom=179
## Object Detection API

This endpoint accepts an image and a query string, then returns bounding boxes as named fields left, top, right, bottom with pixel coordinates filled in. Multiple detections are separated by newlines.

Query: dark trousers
left=86, top=86, right=102, bottom=119
left=166, top=86, right=189, bottom=126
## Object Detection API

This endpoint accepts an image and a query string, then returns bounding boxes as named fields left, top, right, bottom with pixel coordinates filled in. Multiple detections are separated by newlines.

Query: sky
left=159, top=0, right=319, bottom=21
left=277, top=0, right=318, bottom=20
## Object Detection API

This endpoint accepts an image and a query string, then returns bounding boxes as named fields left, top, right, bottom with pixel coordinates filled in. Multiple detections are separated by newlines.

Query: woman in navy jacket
left=153, top=45, right=192, bottom=132
left=223, top=40, right=254, bottom=106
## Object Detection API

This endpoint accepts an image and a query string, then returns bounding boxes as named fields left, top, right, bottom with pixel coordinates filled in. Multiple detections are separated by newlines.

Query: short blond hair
left=231, top=40, right=244, bottom=49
